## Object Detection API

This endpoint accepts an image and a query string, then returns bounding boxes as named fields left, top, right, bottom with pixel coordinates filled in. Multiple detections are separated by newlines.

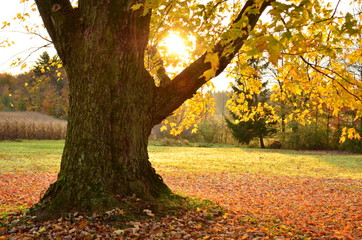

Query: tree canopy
left=2, top=0, right=361, bottom=140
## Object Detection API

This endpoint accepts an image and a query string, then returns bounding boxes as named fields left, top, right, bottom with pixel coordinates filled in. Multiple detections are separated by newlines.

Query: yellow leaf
left=1, top=21, right=10, bottom=29
left=295, top=87, right=302, bottom=95
left=130, top=3, right=143, bottom=11
left=204, top=52, right=219, bottom=70
left=117, top=208, right=125, bottom=215
left=347, top=128, right=361, bottom=140
left=170, top=128, right=182, bottom=136
left=160, top=125, right=167, bottom=132
left=114, top=229, right=124, bottom=235
left=341, top=127, right=347, bottom=135
left=201, top=69, right=216, bottom=81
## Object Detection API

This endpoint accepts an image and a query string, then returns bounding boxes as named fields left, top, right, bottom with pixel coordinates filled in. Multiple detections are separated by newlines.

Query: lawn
left=0, top=140, right=361, bottom=239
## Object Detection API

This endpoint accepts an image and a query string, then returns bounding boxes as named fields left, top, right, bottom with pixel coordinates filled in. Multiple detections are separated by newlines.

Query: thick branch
left=35, top=0, right=75, bottom=63
left=154, top=0, right=274, bottom=124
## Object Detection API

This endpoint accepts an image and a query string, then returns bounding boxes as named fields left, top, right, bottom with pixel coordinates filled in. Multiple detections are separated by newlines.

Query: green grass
left=0, top=140, right=63, bottom=173
left=149, top=146, right=362, bottom=179
left=0, top=140, right=361, bottom=179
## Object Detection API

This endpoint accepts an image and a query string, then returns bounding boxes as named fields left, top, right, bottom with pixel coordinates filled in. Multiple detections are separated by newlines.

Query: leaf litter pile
left=1, top=170, right=362, bottom=239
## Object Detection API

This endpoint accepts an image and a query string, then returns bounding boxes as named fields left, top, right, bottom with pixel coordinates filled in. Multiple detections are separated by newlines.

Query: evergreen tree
left=28, top=52, right=69, bottom=119
left=226, top=58, right=277, bottom=148
left=33, top=51, right=65, bottom=91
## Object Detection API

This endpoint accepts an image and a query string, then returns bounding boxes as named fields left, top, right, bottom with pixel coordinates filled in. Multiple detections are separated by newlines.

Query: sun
left=161, top=32, right=189, bottom=57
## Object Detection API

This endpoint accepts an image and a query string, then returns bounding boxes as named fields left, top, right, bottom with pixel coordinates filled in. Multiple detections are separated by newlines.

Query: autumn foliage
left=0, top=52, right=69, bottom=120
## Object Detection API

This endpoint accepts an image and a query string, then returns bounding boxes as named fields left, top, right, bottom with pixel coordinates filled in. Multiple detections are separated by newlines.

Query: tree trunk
left=259, top=134, right=265, bottom=148
left=33, top=1, right=170, bottom=217
left=36, top=54, right=170, bottom=216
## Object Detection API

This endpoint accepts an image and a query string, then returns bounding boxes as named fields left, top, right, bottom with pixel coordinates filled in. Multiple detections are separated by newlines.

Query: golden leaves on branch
left=14, top=13, right=30, bottom=22
left=201, top=52, right=219, bottom=81
left=161, top=89, right=215, bottom=136
left=1, top=21, right=10, bottom=29
left=130, top=3, right=143, bottom=11
left=0, top=39, right=15, bottom=48
left=339, top=127, right=361, bottom=143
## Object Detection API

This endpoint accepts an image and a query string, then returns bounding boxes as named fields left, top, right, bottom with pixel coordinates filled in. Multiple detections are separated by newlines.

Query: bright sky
left=0, top=0, right=356, bottom=90
left=0, top=1, right=55, bottom=74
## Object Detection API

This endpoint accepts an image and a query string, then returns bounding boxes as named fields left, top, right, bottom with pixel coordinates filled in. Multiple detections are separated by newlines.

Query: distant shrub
left=339, top=138, right=362, bottom=153
left=0, top=111, right=67, bottom=140
left=281, top=124, right=329, bottom=150
left=269, top=140, right=282, bottom=149
left=157, top=138, right=190, bottom=146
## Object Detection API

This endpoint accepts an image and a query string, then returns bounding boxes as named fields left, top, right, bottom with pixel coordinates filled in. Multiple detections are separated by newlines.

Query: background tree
left=27, top=51, right=69, bottom=119
left=227, top=57, right=277, bottom=148
left=267, top=9, right=362, bottom=149
left=0, top=73, right=16, bottom=111
left=265, top=0, right=362, bottom=143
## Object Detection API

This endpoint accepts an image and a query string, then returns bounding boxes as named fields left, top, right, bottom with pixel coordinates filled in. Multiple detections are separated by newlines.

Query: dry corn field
left=0, top=112, right=67, bottom=140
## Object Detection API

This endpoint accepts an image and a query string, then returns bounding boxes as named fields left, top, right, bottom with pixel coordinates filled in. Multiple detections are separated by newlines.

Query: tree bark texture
left=259, top=134, right=265, bottom=149
left=33, top=0, right=272, bottom=217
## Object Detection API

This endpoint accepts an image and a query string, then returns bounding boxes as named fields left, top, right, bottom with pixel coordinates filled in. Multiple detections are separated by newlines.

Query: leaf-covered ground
left=164, top=172, right=362, bottom=239
left=0, top=141, right=361, bottom=239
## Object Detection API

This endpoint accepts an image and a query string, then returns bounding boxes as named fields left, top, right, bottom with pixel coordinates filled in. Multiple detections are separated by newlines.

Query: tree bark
left=259, top=134, right=265, bottom=148
left=34, top=0, right=170, bottom=217
left=33, top=0, right=273, bottom=217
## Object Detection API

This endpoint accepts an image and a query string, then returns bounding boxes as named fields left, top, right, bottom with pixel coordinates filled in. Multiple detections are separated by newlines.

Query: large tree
left=16, top=0, right=359, bottom=217
left=31, top=0, right=273, bottom=217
